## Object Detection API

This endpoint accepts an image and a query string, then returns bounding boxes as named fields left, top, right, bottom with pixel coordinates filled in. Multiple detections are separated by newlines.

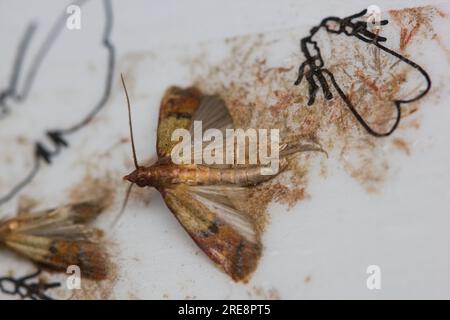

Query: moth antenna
left=111, top=182, right=134, bottom=228
left=120, top=73, right=139, bottom=169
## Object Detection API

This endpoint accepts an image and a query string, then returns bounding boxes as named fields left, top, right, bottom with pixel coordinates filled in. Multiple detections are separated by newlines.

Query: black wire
left=17, top=0, right=89, bottom=102
left=0, top=269, right=60, bottom=300
left=0, top=23, right=37, bottom=117
left=0, top=158, right=40, bottom=205
left=61, top=0, right=115, bottom=134
left=294, top=8, right=432, bottom=137
left=0, top=0, right=115, bottom=207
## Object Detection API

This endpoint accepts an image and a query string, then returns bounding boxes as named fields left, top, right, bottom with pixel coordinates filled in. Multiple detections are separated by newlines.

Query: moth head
left=112, top=74, right=148, bottom=227
left=0, top=219, right=16, bottom=241
left=123, top=167, right=148, bottom=187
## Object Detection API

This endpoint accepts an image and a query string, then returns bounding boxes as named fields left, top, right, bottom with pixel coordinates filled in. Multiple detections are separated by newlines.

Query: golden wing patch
left=160, top=184, right=261, bottom=282
left=0, top=201, right=110, bottom=280
left=157, top=86, right=202, bottom=158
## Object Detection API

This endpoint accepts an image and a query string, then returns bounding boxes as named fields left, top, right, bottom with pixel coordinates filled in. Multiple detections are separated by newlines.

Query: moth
left=0, top=199, right=110, bottom=280
left=294, top=8, right=431, bottom=137
left=120, top=75, right=324, bottom=281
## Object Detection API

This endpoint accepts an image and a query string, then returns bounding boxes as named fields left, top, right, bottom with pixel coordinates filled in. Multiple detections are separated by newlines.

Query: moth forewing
left=0, top=201, right=110, bottom=280
left=6, top=199, right=108, bottom=234
left=157, top=87, right=203, bottom=158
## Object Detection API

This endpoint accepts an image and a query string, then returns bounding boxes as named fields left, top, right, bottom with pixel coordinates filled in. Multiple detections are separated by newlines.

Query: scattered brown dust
left=390, top=6, right=442, bottom=52
left=250, top=286, right=281, bottom=300
left=392, top=138, right=411, bottom=155
left=69, top=268, right=119, bottom=300
left=186, top=6, right=435, bottom=229
left=68, top=174, right=115, bottom=210
left=304, top=275, right=311, bottom=284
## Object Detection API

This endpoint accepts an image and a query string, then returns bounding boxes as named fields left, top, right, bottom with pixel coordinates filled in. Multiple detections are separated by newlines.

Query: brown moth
left=0, top=199, right=110, bottom=280
left=121, top=74, right=324, bottom=282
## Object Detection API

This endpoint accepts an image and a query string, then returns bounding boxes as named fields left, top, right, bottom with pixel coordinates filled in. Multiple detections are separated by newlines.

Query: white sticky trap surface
left=0, top=0, right=449, bottom=299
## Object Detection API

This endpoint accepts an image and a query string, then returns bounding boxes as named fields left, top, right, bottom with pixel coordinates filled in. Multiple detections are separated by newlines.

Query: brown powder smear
left=186, top=7, right=436, bottom=230
left=69, top=268, right=119, bottom=300
left=304, top=275, right=311, bottom=284
left=67, top=174, right=115, bottom=210
left=51, top=265, right=119, bottom=300
left=250, top=286, right=281, bottom=300
left=392, top=138, right=411, bottom=155
left=390, top=6, right=440, bottom=52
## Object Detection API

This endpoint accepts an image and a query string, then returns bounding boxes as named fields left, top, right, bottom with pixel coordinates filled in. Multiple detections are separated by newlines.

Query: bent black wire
left=294, top=9, right=432, bottom=137
left=0, top=269, right=60, bottom=300
left=0, top=0, right=115, bottom=207
left=0, top=23, right=36, bottom=118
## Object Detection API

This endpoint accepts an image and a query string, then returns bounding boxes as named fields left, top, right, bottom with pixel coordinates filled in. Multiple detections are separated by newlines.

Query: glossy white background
left=0, top=0, right=449, bottom=299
